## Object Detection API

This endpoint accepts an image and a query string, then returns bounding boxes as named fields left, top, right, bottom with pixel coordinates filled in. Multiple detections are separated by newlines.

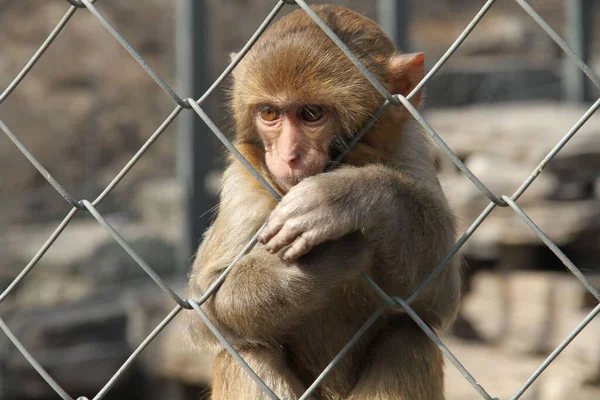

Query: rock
left=546, top=133, right=600, bottom=198
left=426, top=102, right=600, bottom=179
left=461, top=271, right=598, bottom=353
left=1, top=280, right=213, bottom=399
left=442, top=153, right=558, bottom=213
left=463, top=199, right=600, bottom=248
left=450, top=270, right=600, bottom=400
left=1, top=291, right=134, bottom=399
left=9, top=270, right=93, bottom=309
left=431, top=102, right=600, bottom=264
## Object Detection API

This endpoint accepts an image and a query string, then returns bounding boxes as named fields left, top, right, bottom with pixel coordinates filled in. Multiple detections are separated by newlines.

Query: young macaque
left=186, top=5, right=461, bottom=400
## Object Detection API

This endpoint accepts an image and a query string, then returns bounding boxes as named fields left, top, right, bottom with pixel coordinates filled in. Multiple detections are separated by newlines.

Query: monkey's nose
left=283, top=154, right=299, bottom=167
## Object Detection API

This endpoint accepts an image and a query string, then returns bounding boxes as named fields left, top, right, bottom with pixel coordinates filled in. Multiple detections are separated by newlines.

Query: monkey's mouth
left=273, top=168, right=322, bottom=190
left=274, top=174, right=308, bottom=190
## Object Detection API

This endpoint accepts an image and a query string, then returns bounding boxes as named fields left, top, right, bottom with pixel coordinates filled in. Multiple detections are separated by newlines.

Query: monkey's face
left=232, top=6, right=425, bottom=194
left=254, top=102, right=334, bottom=192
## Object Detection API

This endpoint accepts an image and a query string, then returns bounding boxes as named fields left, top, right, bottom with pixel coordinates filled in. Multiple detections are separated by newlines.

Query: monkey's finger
left=263, top=218, right=305, bottom=254
left=258, top=217, right=285, bottom=244
left=282, top=233, right=314, bottom=262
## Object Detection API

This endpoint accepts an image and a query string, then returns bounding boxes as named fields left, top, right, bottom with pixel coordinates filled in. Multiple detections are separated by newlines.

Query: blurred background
left=1, top=0, right=600, bottom=399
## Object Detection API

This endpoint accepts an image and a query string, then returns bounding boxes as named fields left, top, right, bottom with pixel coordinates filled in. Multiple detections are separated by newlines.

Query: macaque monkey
left=186, top=5, right=461, bottom=400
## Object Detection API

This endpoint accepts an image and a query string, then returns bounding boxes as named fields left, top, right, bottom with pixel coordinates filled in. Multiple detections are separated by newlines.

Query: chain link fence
left=1, top=0, right=600, bottom=399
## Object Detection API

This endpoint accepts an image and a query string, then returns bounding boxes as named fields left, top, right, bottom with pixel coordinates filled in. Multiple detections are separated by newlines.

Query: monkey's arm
left=355, top=164, right=461, bottom=329
left=186, top=162, right=370, bottom=348
left=259, top=162, right=461, bottom=329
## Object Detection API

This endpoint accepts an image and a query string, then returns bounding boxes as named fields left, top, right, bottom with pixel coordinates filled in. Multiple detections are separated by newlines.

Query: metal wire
left=0, top=318, right=74, bottom=400
left=79, top=0, right=189, bottom=108
left=1, top=1, right=599, bottom=399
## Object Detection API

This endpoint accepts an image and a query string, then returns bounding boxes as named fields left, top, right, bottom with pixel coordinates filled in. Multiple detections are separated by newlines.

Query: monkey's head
left=231, top=5, right=424, bottom=192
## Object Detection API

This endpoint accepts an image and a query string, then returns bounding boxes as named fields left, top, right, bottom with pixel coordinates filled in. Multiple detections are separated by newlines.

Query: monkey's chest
left=285, top=280, right=383, bottom=397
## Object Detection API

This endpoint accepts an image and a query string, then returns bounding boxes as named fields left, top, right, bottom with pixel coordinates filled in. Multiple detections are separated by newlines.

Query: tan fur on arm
left=365, top=125, right=461, bottom=328
left=186, top=158, right=372, bottom=349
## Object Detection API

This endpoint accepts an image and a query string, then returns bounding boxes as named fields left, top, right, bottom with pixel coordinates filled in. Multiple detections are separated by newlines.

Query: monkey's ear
left=387, top=52, right=425, bottom=108
left=229, top=52, right=239, bottom=63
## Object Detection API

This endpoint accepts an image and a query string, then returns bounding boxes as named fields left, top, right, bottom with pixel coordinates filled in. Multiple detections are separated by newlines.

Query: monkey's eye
left=300, top=105, right=325, bottom=122
left=259, top=105, right=280, bottom=122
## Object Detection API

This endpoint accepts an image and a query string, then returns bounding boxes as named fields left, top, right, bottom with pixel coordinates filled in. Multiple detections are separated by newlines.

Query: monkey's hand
left=258, top=167, right=385, bottom=261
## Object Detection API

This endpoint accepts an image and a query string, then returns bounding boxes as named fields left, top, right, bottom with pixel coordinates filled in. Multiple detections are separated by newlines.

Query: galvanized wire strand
left=513, top=0, right=600, bottom=91
left=408, top=0, right=497, bottom=101
left=0, top=208, right=79, bottom=304
left=503, top=196, right=600, bottom=301
left=407, top=202, right=496, bottom=305
left=511, top=302, right=600, bottom=400
left=395, top=95, right=507, bottom=206
left=394, top=297, right=496, bottom=400
left=0, top=118, right=84, bottom=209
left=0, top=6, right=78, bottom=105
left=187, top=99, right=282, bottom=200
left=361, top=273, right=495, bottom=399
left=188, top=300, right=281, bottom=400
left=294, top=0, right=399, bottom=106
left=92, top=305, right=183, bottom=400
left=196, top=1, right=287, bottom=105
left=361, top=273, right=397, bottom=307
left=92, top=105, right=184, bottom=206
left=78, top=0, right=189, bottom=108
left=408, top=96, right=600, bottom=304
left=511, top=96, right=600, bottom=201
left=300, top=306, right=385, bottom=400
left=82, top=200, right=190, bottom=309
left=327, top=100, right=392, bottom=171
left=66, top=0, right=98, bottom=8
left=191, top=225, right=264, bottom=306
left=0, top=318, right=74, bottom=400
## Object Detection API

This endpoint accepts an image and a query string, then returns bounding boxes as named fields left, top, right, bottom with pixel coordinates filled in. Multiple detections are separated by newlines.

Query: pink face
left=255, top=102, right=333, bottom=192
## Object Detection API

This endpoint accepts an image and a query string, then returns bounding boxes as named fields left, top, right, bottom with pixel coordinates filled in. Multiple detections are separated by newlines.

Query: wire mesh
left=1, top=0, right=599, bottom=399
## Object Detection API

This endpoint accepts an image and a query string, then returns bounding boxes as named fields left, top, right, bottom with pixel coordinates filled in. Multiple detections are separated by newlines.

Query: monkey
left=185, top=5, right=461, bottom=400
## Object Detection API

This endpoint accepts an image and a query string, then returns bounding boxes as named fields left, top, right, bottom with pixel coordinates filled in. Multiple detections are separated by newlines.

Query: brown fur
left=186, top=5, right=461, bottom=399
